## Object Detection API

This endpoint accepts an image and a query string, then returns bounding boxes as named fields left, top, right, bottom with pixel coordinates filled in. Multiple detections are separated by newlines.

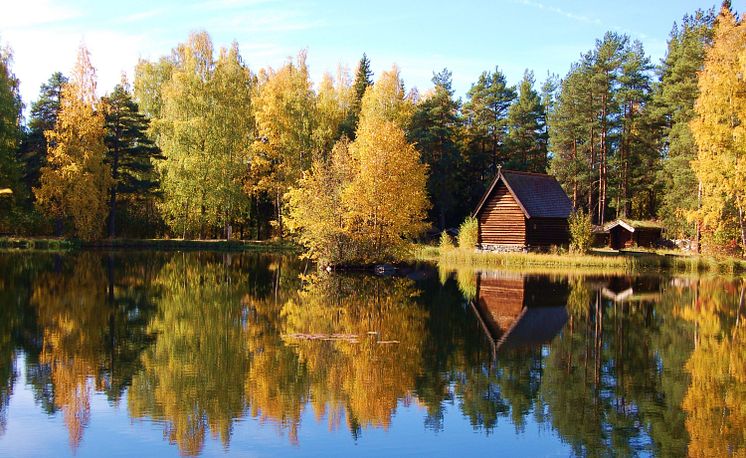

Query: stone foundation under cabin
left=479, top=243, right=528, bottom=253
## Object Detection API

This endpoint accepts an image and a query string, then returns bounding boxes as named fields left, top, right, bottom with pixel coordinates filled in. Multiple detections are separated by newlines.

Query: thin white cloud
left=0, top=0, right=81, bottom=29
left=205, top=9, right=323, bottom=34
left=514, top=0, right=603, bottom=26
left=115, top=8, right=168, bottom=24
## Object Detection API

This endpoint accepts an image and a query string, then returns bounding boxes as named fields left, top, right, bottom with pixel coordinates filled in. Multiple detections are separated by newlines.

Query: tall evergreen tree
left=460, top=67, right=516, bottom=211
left=19, top=72, right=67, bottom=193
left=653, top=9, right=716, bottom=238
left=549, top=63, right=596, bottom=210
left=549, top=32, right=649, bottom=225
left=101, top=80, right=162, bottom=238
left=339, top=53, right=373, bottom=139
left=505, top=70, right=547, bottom=172
left=409, top=68, right=462, bottom=229
left=616, top=40, right=654, bottom=218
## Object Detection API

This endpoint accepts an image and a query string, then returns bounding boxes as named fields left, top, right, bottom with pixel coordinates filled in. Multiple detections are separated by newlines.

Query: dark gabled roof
left=473, top=169, right=574, bottom=219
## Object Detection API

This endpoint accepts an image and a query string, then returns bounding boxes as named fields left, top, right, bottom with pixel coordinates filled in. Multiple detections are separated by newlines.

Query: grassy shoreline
left=0, top=237, right=299, bottom=253
left=414, top=245, right=746, bottom=276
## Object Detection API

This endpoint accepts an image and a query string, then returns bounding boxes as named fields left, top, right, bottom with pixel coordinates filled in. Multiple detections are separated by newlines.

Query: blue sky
left=1, top=0, right=722, bottom=111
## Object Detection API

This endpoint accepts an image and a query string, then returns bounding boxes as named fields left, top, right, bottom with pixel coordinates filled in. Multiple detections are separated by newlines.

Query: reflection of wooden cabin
left=471, top=272, right=569, bottom=354
left=599, top=276, right=662, bottom=303
left=603, top=220, right=663, bottom=250
left=472, top=169, right=574, bottom=250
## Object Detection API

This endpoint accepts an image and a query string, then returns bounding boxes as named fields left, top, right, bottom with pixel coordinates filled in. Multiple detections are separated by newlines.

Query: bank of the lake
left=414, top=244, right=746, bottom=276
left=0, top=237, right=299, bottom=253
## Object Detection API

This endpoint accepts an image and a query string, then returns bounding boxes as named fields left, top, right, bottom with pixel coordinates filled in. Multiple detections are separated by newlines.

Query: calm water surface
left=0, top=251, right=743, bottom=457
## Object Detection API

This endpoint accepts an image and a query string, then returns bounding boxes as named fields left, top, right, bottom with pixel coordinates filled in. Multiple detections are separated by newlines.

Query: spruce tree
left=340, top=53, right=373, bottom=139
left=409, top=68, right=462, bottom=229
left=460, top=67, right=516, bottom=211
left=653, top=9, right=715, bottom=238
left=102, top=81, right=161, bottom=237
left=19, top=72, right=67, bottom=192
left=505, top=70, right=547, bottom=172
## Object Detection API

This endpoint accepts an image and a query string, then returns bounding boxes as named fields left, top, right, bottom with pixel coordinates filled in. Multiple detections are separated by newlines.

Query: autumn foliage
left=35, top=46, right=111, bottom=240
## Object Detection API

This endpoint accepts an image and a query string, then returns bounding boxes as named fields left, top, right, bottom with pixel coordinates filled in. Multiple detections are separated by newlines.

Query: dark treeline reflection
left=0, top=252, right=744, bottom=456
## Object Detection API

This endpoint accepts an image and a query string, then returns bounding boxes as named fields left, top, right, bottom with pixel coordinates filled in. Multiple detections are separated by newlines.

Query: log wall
left=526, top=218, right=570, bottom=247
left=477, top=183, right=526, bottom=245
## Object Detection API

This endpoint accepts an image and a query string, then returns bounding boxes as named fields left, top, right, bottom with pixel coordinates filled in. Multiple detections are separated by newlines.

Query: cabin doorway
left=609, top=226, right=632, bottom=250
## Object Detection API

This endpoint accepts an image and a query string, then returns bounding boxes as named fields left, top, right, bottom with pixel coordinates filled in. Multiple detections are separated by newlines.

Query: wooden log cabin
left=472, top=169, right=573, bottom=250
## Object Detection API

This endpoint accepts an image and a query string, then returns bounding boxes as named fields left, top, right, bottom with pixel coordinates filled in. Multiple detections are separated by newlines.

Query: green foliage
left=457, top=216, right=478, bottom=249
left=18, top=72, right=67, bottom=193
left=102, top=81, right=162, bottom=237
left=653, top=9, right=715, bottom=238
left=145, top=32, right=254, bottom=239
left=0, top=41, right=24, bottom=233
left=505, top=70, right=547, bottom=172
left=549, top=32, right=654, bottom=224
left=568, top=210, right=593, bottom=253
left=409, top=68, right=462, bottom=229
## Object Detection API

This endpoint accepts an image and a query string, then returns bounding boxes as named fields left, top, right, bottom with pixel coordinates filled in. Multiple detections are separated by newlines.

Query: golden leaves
left=34, top=45, right=111, bottom=240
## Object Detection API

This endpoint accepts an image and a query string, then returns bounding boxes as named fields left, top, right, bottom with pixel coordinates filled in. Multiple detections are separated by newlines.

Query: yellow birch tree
left=690, top=5, right=746, bottom=254
left=35, top=45, right=111, bottom=240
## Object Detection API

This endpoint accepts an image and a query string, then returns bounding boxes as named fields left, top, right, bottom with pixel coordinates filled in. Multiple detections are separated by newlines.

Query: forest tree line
left=0, top=4, right=744, bottom=256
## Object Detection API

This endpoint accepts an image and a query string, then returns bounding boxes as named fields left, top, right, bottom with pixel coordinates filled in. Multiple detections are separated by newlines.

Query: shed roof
left=473, top=169, right=574, bottom=219
left=603, top=219, right=663, bottom=232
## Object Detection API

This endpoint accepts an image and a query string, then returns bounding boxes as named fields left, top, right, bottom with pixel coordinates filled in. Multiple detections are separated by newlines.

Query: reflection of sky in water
left=3, top=354, right=570, bottom=458
left=0, top=252, right=743, bottom=457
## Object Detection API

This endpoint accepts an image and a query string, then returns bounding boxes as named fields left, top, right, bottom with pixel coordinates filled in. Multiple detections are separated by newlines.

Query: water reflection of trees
left=1, top=251, right=745, bottom=456
left=128, top=253, right=278, bottom=456
left=27, top=252, right=160, bottom=450
left=677, top=279, right=746, bottom=457
left=279, top=274, right=428, bottom=436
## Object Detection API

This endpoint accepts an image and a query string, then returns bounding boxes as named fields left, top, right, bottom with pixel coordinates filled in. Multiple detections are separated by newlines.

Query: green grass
left=0, top=237, right=299, bottom=253
left=413, top=244, right=746, bottom=276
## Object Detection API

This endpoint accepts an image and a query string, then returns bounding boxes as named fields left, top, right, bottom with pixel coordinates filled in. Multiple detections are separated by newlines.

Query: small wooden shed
left=604, top=220, right=662, bottom=250
left=472, top=169, right=574, bottom=250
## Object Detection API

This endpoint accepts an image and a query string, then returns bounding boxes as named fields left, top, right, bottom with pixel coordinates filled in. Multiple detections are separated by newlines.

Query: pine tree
left=340, top=53, right=373, bottom=139
left=19, top=72, right=67, bottom=193
left=505, top=70, right=547, bottom=172
left=460, top=67, right=516, bottom=213
left=616, top=40, right=653, bottom=218
left=463, top=67, right=516, bottom=175
left=549, top=63, right=595, bottom=210
left=409, top=68, right=462, bottom=229
left=101, top=79, right=161, bottom=237
left=35, top=45, right=111, bottom=240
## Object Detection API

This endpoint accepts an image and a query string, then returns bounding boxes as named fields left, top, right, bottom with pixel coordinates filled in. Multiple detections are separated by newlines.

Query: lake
left=0, top=251, right=743, bottom=457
